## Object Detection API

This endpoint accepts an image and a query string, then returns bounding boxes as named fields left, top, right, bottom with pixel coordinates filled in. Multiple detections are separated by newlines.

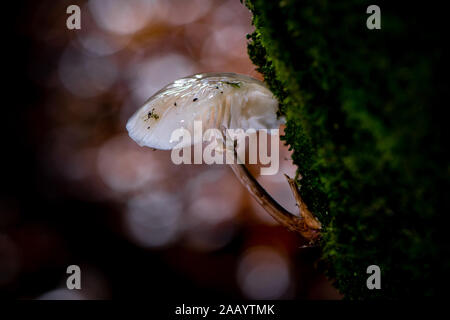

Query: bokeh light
left=58, top=44, right=118, bottom=98
left=97, top=134, right=165, bottom=193
left=88, top=0, right=158, bottom=35
left=125, top=191, right=182, bottom=248
left=127, top=53, right=196, bottom=103
left=184, top=167, right=242, bottom=251
left=237, top=246, right=292, bottom=299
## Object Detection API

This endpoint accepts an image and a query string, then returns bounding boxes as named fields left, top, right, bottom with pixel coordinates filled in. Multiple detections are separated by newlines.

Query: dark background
left=1, top=0, right=341, bottom=300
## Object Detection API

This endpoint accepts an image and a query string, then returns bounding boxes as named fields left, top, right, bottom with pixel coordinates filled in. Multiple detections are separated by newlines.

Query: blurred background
left=1, top=0, right=341, bottom=299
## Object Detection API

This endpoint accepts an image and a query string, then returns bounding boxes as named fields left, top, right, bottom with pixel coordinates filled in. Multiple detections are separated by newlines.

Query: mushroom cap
left=126, top=72, right=284, bottom=150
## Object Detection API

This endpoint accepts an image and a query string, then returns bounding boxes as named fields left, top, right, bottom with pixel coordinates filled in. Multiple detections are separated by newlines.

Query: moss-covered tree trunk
left=244, top=0, right=449, bottom=299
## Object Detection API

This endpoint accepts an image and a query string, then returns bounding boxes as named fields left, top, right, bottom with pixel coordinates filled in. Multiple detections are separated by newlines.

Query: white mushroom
left=126, top=73, right=283, bottom=150
left=126, top=73, right=321, bottom=242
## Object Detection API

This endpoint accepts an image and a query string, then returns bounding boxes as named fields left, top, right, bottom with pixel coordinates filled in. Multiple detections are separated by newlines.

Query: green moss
left=244, top=0, right=449, bottom=298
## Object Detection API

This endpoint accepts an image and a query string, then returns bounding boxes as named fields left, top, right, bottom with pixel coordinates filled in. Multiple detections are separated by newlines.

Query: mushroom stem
left=229, top=159, right=322, bottom=243
left=219, top=126, right=321, bottom=242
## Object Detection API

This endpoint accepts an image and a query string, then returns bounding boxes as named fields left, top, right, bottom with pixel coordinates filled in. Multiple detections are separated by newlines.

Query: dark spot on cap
left=147, top=108, right=160, bottom=120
